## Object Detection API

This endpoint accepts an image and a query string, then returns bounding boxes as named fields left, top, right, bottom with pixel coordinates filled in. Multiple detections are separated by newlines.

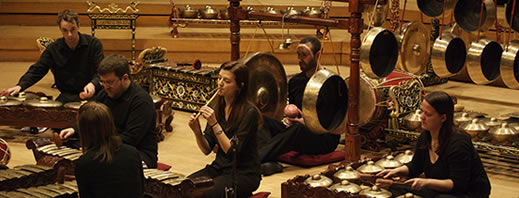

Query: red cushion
left=250, top=191, right=270, bottom=198
left=157, top=162, right=171, bottom=171
left=277, top=150, right=345, bottom=167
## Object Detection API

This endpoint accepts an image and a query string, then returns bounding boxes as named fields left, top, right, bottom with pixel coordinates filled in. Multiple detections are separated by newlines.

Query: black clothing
left=188, top=102, right=261, bottom=198
left=258, top=71, right=340, bottom=163
left=399, top=131, right=491, bottom=198
left=288, top=72, right=309, bottom=110
left=258, top=118, right=340, bottom=162
left=17, top=33, right=103, bottom=103
left=75, top=144, right=144, bottom=198
left=96, top=82, right=158, bottom=168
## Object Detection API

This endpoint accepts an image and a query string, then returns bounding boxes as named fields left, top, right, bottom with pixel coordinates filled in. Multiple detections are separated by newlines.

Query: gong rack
left=386, top=128, right=519, bottom=178
left=170, top=18, right=283, bottom=26
left=169, top=18, right=282, bottom=38
left=225, top=0, right=386, bottom=162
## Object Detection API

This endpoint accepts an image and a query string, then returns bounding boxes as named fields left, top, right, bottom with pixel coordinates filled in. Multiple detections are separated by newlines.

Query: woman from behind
left=75, top=101, right=144, bottom=198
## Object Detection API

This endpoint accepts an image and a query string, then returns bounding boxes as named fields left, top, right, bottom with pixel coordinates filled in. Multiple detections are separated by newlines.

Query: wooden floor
left=2, top=61, right=519, bottom=197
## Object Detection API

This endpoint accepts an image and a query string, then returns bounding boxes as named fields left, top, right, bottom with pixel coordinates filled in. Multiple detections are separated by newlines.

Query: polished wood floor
left=2, top=61, right=519, bottom=197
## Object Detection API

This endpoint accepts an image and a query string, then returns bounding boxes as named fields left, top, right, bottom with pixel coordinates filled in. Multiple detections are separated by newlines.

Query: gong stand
left=87, top=1, right=139, bottom=61
left=421, top=18, right=449, bottom=87
left=227, top=0, right=385, bottom=162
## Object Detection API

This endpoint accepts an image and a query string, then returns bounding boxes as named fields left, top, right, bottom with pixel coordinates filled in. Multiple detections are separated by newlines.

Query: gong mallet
left=52, top=132, right=79, bottom=148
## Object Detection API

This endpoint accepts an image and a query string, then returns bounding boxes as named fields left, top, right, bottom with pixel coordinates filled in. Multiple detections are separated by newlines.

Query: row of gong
left=418, top=0, right=519, bottom=33
left=362, top=21, right=519, bottom=89
left=417, top=0, right=519, bottom=89
left=366, top=0, right=519, bottom=89
left=238, top=27, right=517, bottom=136
left=240, top=50, right=414, bottom=135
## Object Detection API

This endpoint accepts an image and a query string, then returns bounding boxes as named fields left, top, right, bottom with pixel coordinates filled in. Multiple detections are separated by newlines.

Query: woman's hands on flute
left=198, top=106, right=217, bottom=126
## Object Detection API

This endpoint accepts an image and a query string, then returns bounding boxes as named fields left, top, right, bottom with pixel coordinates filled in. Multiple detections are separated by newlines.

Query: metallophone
left=0, top=164, right=78, bottom=198
left=27, top=137, right=214, bottom=198
left=0, top=164, right=58, bottom=191
left=148, top=62, right=218, bottom=112
left=26, top=137, right=79, bottom=176
left=0, top=91, right=173, bottom=142
left=0, top=179, right=78, bottom=198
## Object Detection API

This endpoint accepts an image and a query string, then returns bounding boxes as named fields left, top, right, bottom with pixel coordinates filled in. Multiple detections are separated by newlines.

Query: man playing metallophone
left=257, top=36, right=342, bottom=175
left=60, top=54, right=158, bottom=168
left=1, top=9, right=104, bottom=103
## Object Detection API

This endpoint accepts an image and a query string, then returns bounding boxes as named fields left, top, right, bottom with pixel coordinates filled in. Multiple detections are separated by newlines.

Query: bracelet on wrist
left=210, top=122, right=218, bottom=128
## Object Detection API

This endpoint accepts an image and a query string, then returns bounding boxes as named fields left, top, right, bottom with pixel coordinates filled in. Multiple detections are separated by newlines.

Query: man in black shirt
left=60, top=54, right=158, bottom=168
left=258, top=36, right=341, bottom=173
left=1, top=9, right=103, bottom=103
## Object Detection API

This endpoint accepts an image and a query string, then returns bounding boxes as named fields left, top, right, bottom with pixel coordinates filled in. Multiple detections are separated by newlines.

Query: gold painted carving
left=87, top=1, right=139, bottom=14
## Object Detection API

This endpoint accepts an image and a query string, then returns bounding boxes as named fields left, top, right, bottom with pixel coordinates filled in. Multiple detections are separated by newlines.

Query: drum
left=347, top=71, right=423, bottom=127
left=0, top=138, right=9, bottom=166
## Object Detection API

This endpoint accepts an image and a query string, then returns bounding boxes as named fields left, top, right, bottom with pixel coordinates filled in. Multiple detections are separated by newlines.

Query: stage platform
left=1, top=61, right=519, bottom=197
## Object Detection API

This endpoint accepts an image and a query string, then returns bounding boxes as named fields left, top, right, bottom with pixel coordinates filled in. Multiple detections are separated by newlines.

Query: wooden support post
left=345, top=0, right=363, bottom=162
left=228, top=0, right=241, bottom=61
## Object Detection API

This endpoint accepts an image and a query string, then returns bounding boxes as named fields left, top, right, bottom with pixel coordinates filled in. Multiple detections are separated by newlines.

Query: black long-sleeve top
left=203, top=102, right=261, bottom=175
left=75, top=144, right=144, bottom=198
left=288, top=72, right=309, bottom=110
left=95, top=82, right=158, bottom=168
left=17, top=33, right=104, bottom=94
left=406, top=131, right=491, bottom=197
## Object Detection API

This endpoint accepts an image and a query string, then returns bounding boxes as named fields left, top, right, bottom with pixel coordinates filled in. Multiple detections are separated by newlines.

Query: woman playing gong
left=377, top=91, right=490, bottom=198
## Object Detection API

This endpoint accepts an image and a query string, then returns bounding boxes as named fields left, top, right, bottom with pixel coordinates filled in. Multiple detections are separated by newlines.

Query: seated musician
left=257, top=36, right=342, bottom=173
left=377, top=91, right=491, bottom=198
left=60, top=54, right=158, bottom=168
left=75, top=101, right=144, bottom=198
left=1, top=9, right=103, bottom=103
left=188, top=61, right=262, bottom=198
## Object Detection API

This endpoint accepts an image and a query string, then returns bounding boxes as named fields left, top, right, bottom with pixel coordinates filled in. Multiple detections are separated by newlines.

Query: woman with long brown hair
left=377, top=91, right=490, bottom=197
left=188, top=61, right=263, bottom=198
left=75, top=101, right=144, bottom=198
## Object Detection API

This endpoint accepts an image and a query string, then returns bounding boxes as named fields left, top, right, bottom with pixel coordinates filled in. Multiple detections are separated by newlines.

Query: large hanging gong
left=500, top=40, right=519, bottom=89
left=454, top=0, right=496, bottom=32
left=417, top=0, right=456, bottom=17
left=239, top=52, right=287, bottom=120
left=467, top=38, right=503, bottom=84
left=431, top=32, right=467, bottom=78
left=302, top=69, right=348, bottom=134
left=396, top=22, right=430, bottom=74
left=360, top=27, right=399, bottom=79
left=506, top=0, right=519, bottom=32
